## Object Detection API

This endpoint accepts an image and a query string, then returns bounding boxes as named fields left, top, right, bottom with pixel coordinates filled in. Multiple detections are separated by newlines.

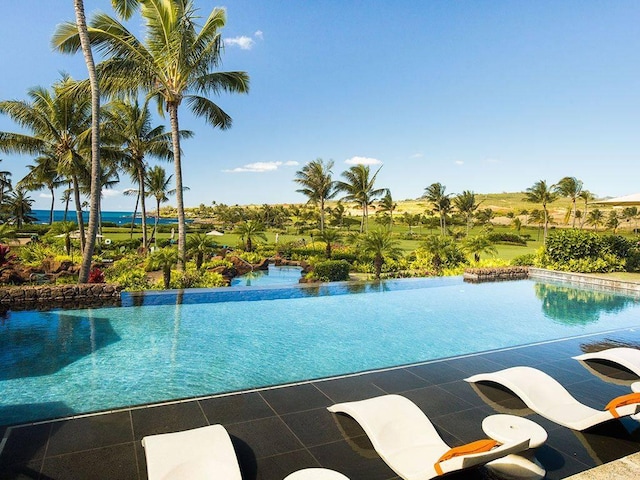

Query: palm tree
left=187, top=233, right=217, bottom=269
left=145, top=166, right=176, bottom=247
left=53, top=0, right=250, bottom=270
left=423, top=183, right=451, bottom=235
left=0, top=75, right=92, bottom=251
left=294, top=158, right=337, bottom=232
left=107, top=98, right=181, bottom=248
left=453, top=190, right=481, bottom=235
left=235, top=220, right=267, bottom=253
left=606, top=211, right=620, bottom=233
left=49, top=221, right=79, bottom=255
left=621, top=207, right=638, bottom=233
left=335, top=164, right=387, bottom=232
left=148, top=247, right=178, bottom=289
left=5, top=188, right=37, bottom=228
left=0, top=223, right=16, bottom=244
left=377, top=191, right=397, bottom=229
left=578, top=190, right=595, bottom=229
left=356, top=229, right=402, bottom=280
left=0, top=159, right=12, bottom=206
left=555, top=176, right=583, bottom=228
left=587, top=209, right=605, bottom=232
left=317, top=228, right=341, bottom=259
left=18, top=153, right=63, bottom=224
left=462, top=235, right=498, bottom=263
left=524, top=180, right=558, bottom=242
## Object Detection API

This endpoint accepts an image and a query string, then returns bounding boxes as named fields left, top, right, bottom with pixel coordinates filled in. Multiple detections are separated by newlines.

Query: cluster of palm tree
left=0, top=0, right=249, bottom=282
left=0, top=159, right=37, bottom=228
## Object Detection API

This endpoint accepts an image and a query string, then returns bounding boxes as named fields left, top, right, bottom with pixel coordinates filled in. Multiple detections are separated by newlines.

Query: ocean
left=31, top=210, right=183, bottom=226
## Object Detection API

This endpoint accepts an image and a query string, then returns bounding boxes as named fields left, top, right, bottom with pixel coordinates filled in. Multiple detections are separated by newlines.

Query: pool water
left=230, top=264, right=303, bottom=287
left=2, top=277, right=640, bottom=426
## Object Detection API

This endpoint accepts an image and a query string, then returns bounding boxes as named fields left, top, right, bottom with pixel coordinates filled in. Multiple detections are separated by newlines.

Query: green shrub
left=546, top=254, right=625, bottom=273
left=600, top=235, right=634, bottom=258
left=544, top=230, right=602, bottom=263
left=107, top=268, right=151, bottom=291
left=511, top=254, right=536, bottom=266
left=486, top=232, right=527, bottom=245
left=626, top=247, right=640, bottom=272
left=541, top=230, right=628, bottom=273
left=312, top=260, right=350, bottom=281
left=169, top=268, right=226, bottom=289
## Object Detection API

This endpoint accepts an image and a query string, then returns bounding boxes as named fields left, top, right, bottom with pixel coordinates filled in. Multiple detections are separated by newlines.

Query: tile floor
left=2, top=328, right=640, bottom=480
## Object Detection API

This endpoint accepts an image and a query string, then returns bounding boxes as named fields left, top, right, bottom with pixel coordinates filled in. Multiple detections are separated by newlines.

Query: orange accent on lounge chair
left=606, top=393, right=640, bottom=418
left=434, top=439, right=498, bottom=475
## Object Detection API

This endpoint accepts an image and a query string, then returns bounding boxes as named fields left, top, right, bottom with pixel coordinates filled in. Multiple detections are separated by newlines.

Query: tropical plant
left=555, top=176, right=583, bottom=228
left=419, top=235, right=467, bottom=272
left=294, top=158, right=337, bottom=232
left=587, top=208, right=605, bottom=232
left=18, top=153, right=63, bottom=224
left=462, top=235, right=498, bottom=263
left=187, top=232, right=217, bottom=269
left=312, top=259, right=350, bottom=281
left=235, top=220, right=267, bottom=252
left=578, top=190, right=595, bottom=229
left=316, top=228, right=341, bottom=259
left=377, top=191, right=397, bottom=229
left=0, top=159, right=12, bottom=207
left=524, top=180, right=558, bottom=242
left=49, top=221, right=79, bottom=255
left=335, top=164, right=387, bottom=232
left=5, top=188, right=37, bottom=228
left=475, top=208, right=495, bottom=226
left=453, top=190, right=481, bottom=234
left=0, top=223, right=16, bottom=244
left=147, top=247, right=179, bottom=289
left=54, top=0, right=250, bottom=269
left=621, top=207, right=638, bottom=233
left=606, top=211, right=620, bottom=233
left=354, top=229, right=402, bottom=279
left=423, top=183, right=452, bottom=235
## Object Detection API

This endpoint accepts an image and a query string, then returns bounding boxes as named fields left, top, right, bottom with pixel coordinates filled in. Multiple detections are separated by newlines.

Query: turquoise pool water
left=230, top=264, right=303, bottom=287
left=2, top=277, right=640, bottom=426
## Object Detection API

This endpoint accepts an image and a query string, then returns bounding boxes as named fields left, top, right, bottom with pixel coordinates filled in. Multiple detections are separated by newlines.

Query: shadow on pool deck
left=2, top=328, right=640, bottom=480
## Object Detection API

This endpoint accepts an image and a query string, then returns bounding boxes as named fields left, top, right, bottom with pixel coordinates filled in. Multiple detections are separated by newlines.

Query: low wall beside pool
left=463, top=266, right=529, bottom=282
left=0, top=283, right=122, bottom=311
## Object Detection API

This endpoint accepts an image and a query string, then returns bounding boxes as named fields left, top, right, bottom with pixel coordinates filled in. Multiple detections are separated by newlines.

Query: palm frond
left=185, top=95, right=232, bottom=129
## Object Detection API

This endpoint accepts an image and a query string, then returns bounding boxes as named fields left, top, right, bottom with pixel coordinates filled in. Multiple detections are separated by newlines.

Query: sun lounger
left=574, top=347, right=640, bottom=377
left=327, top=394, right=531, bottom=480
left=142, top=424, right=349, bottom=480
left=465, top=366, right=640, bottom=431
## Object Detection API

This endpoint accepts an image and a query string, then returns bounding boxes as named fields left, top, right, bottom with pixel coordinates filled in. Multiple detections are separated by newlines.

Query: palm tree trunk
left=49, top=186, right=55, bottom=224
left=130, top=191, right=139, bottom=239
left=74, top=0, right=101, bottom=283
left=168, top=103, right=186, bottom=270
left=572, top=198, right=577, bottom=228
left=154, top=198, right=160, bottom=247
left=543, top=206, right=549, bottom=241
left=72, top=176, right=86, bottom=253
left=320, top=197, right=325, bottom=232
left=138, top=166, right=148, bottom=248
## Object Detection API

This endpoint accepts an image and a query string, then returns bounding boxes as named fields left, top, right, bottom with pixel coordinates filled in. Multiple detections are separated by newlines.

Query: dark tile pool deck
left=2, top=327, right=640, bottom=480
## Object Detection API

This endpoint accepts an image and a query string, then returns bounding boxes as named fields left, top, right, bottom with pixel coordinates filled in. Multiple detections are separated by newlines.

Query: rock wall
left=463, top=266, right=529, bottom=282
left=0, top=284, right=122, bottom=312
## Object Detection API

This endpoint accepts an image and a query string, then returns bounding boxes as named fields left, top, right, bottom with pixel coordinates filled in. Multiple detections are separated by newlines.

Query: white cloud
left=455, top=160, right=464, bottom=165
left=223, top=161, right=297, bottom=173
left=39, top=192, right=53, bottom=199
left=254, top=30, right=263, bottom=40
left=409, top=153, right=424, bottom=159
left=225, top=36, right=255, bottom=50
left=102, top=189, right=121, bottom=197
left=345, top=156, right=382, bottom=165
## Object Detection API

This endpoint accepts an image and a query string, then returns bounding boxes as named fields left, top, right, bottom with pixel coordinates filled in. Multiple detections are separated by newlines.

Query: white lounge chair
left=142, top=424, right=349, bottom=480
left=465, top=366, right=640, bottom=431
left=327, top=394, right=531, bottom=480
left=574, top=347, right=640, bottom=377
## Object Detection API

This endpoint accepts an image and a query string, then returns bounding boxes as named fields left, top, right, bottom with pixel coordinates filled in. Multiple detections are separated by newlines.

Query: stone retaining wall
left=0, top=284, right=122, bottom=312
left=528, top=267, right=640, bottom=294
left=463, top=266, right=529, bottom=282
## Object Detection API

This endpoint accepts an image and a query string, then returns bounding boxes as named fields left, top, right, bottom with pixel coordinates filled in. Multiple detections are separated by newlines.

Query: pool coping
left=529, top=268, right=640, bottom=295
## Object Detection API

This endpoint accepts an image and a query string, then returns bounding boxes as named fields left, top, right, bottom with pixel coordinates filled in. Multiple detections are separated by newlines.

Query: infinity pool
left=2, top=277, right=640, bottom=426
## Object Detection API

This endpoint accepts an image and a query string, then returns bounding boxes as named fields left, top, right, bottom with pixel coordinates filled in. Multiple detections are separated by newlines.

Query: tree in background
left=453, top=190, right=481, bottom=235
left=578, top=190, right=595, bottom=229
left=235, top=220, right=267, bottom=252
left=294, top=158, right=337, bottom=232
left=462, top=235, right=497, bottom=263
left=555, top=176, right=583, bottom=228
left=524, top=180, right=558, bottom=242
left=18, top=153, right=63, bottom=224
left=5, top=188, right=37, bottom=228
left=423, top=183, right=451, bottom=235
left=145, top=166, right=176, bottom=246
left=587, top=208, right=604, bottom=232
left=377, top=191, right=397, bottom=229
left=355, top=229, right=402, bottom=280
left=606, top=211, right=620, bottom=233
left=335, top=164, right=387, bottom=233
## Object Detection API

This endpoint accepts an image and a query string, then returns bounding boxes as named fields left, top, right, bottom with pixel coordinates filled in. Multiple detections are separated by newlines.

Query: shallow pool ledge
left=529, top=267, right=640, bottom=295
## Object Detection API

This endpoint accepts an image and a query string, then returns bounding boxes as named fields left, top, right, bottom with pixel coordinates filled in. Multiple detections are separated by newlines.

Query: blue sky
left=0, top=1, right=638, bottom=211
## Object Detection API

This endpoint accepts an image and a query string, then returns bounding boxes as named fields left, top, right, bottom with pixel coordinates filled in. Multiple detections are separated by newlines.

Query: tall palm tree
left=148, top=247, right=178, bottom=289
left=107, top=98, right=181, bottom=248
left=355, top=229, right=402, bottom=280
left=5, top=188, right=37, bottom=228
left=145, top=165, right=176, bottom=247
left=524, top=180, right=558, bottom=242
left=53, top=0, right=250, bottom=269
left=235, top=220, right=267, bottom=253
left=555, top=176, right=583, bottom=228
left=335, top=164, right=387, bottom=233
left=0, top=75, right=92, bottom=251
left=294, top=158, right=337, bottom=232
left=606, top=210, right=620, bottom=233
left=578, top=190, right=595, bottom=229
left=18, top=153, right=64, bottom=224
left=423, top=183, right=451, bottom=235
left=377, top=191, right=397, bottom=229
left=453, top=190, right=481, bottom=235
